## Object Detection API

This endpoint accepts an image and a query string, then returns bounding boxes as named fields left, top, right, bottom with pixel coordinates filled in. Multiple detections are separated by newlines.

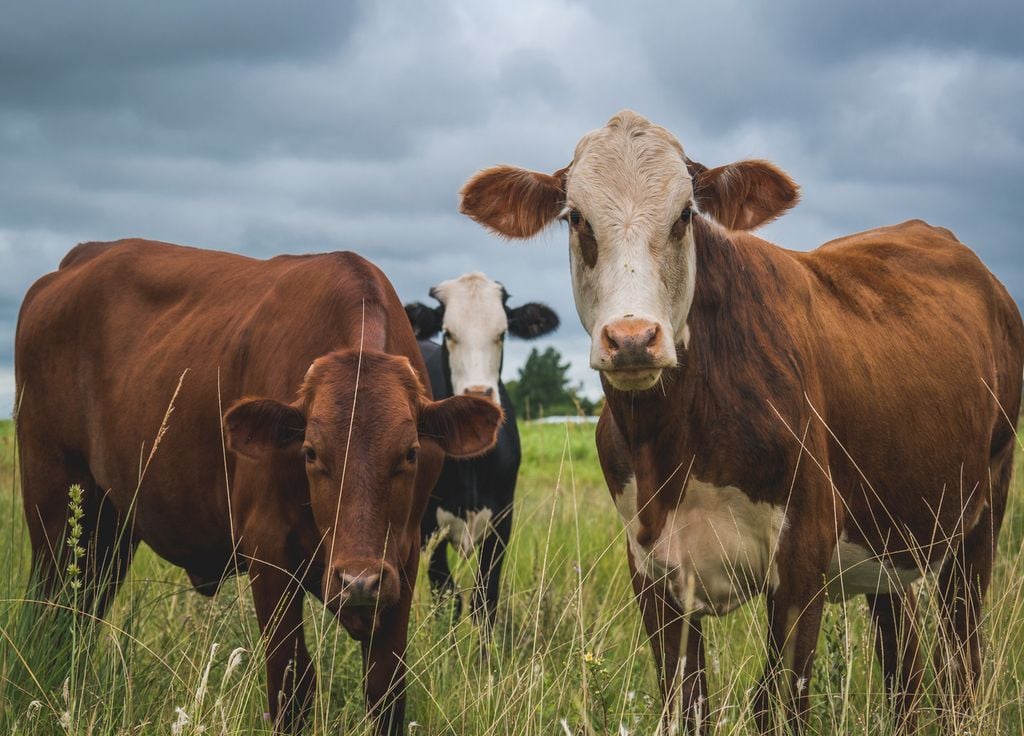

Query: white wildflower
left=224, top=647, right=246, bottom=681
left=194, top=643, right=219, bottom=710
left=171, top=706, right=190, bottom=736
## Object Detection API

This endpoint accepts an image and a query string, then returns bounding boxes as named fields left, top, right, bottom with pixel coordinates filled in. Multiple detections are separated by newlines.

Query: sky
left=2, top=0, right=1022, bottom=417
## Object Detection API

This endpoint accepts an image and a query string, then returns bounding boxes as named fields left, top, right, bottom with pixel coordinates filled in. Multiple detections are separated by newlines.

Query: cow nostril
left=484, top=387, right=494, bottom=398
left=643, top=325, right=659, bottom=349
left=602, top=326, right=620, bottom=352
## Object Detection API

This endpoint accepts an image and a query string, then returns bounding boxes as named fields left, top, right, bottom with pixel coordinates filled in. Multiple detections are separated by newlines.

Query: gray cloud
left=2, top=0, right=1022, bottom=417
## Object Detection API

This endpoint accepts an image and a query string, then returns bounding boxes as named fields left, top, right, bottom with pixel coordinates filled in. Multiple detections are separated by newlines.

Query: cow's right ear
left=224, top=397, right=305, bottom=461
left=460, top=165, right=568, bottom=239
left=404, top=302, right=443, bottom=340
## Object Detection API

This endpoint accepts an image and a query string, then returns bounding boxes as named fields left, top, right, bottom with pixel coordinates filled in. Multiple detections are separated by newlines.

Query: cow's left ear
left=418, top=395, right=503, bottom=459
left=506, top=302, right=560, bottom=339
left=688, top=158, right=799, bottom=231
left=224, top=397, right=306, bottom=460
left=405, top=302, right=443, bottom=340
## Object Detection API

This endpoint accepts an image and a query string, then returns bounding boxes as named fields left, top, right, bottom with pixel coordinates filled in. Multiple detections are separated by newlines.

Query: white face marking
left=825, top=534, right=941, bottom=601
left=613, top=476, right=787, bottom=617
left=566, top=111, right=697, bottom=374
left=431, top=272, right=507, bottom=403
left=435, top=506, right=493, bottom=559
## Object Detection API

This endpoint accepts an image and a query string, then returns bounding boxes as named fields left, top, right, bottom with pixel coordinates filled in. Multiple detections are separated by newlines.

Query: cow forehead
left=568, top=111, right=693, bottom=231
left=432, top=273, right=507, bottom=332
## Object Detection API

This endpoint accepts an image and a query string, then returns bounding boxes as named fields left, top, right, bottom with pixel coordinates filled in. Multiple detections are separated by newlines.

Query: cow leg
left=250, top=562, right=314, bottom=733
left=427, top=540, right=461, bottom=621
left=20, top=447, right=135, bottom=618
left=628, top=542, right=708, bottom=733
left=362, top=546, right=417, bottom=736
left=933, top=452, right=1009, bottom=717
left=866, top=589, right=923, bottom=732
left=20, top=447, right=95, bottom=598
left=754, top=525, right=832, bottom=736
left=79, top=490, right=138, bottom=619
left=471, top=504, right=512, bottom=631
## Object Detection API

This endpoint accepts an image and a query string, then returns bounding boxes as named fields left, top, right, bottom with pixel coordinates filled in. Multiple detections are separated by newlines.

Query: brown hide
left=596, top=217, right=1023, bottom=730
left=15, top=238, right=500, bottom=734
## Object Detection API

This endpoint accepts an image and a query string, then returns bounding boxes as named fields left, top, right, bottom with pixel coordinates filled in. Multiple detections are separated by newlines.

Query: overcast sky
left=3, top=0, right=1022, bottom=417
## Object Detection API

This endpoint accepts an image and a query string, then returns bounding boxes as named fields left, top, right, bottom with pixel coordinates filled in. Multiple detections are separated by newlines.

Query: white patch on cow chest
left=825, top=534, right=940, bottom=601
left=613, top=476, right=786, bottom=617
left=436, top=506, right=493, bottom=559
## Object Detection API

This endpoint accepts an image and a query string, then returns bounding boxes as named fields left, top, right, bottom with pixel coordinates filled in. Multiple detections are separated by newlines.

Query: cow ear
left=405, top=302, right=443, bottom=340
left=418, top=395, right=503, bottom=459
left=224, top=397, right=305, bottom=460
left=460, top=165, right=568, bottom=239
left=506, top=302, right=560, bottom=339
left=689, top=159, right=799, bottom=231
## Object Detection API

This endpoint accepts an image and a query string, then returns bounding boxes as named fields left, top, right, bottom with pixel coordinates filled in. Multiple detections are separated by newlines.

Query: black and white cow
left=405, top=272, right=559, bottom=625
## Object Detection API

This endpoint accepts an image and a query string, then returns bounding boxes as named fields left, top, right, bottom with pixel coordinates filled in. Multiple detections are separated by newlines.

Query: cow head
left=405, top=272, right=559, bottom=403
left=223, top=349, right=502, bottom=639
left=459, top=110, right=799, bottom=391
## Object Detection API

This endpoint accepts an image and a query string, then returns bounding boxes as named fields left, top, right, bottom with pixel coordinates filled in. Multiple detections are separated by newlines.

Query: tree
left=507, top=346, right=592, bottom=419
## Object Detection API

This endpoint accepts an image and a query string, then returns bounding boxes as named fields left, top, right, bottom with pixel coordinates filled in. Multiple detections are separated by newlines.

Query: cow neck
left=601, top=217, right=794, bottom=506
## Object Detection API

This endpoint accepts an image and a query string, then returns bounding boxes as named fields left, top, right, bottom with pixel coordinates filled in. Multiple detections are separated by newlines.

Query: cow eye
left=569, top=209, right=582, bottom=226
left=679, top=206, right=693, bottom=224
left=443, top=328, right=455, bottom=343
left=497, top=331, right=506, bottom=343
left=405, top=447, right=418, bottom=464
left=303, top=445, right=317, bottom=463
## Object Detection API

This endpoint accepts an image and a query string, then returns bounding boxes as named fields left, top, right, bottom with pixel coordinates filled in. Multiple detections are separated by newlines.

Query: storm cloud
left=3, top=0, right=1022, bottom=415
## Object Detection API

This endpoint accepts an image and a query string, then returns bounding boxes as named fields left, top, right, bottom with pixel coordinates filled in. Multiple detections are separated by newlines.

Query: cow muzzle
left=592, top=317, right=677, bottom=391
left=463, top=385, right=499, bottom=405
left=324, top=558, right=400, bottom=638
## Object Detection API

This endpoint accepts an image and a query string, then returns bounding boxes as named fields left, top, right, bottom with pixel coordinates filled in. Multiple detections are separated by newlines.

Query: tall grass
left=1, top=419, right=1022, bottom=734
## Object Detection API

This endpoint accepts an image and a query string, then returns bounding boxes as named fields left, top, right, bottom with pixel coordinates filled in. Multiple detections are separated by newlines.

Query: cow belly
left=825, top=536, right=940, bottom=601
left=614, top=477, right=787, bottom=617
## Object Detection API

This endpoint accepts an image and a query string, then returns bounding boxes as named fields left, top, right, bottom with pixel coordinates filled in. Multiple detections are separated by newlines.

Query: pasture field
left=1, top=417, right=1023, bottom=734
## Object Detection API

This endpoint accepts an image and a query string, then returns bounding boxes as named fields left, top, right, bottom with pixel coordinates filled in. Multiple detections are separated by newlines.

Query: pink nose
left=599, top=318, right=661, bottom=367
left=463, top=385, right=495, bottom=399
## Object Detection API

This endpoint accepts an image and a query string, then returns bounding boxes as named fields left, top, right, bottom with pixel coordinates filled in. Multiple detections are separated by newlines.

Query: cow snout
left=600, top=320, right=660, bottom=361
left=593, top=317, right=677, bottom=391
left=463, top=385, right=497, bottom=402
left=325, top=560, right=399, bottom=610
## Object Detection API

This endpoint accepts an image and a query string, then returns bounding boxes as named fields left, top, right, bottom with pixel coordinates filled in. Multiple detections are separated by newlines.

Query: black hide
left=418, top=339, right=521, bottom=627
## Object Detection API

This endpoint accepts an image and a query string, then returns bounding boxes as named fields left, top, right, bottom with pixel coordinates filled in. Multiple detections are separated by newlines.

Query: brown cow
left=460, top=110, right=1023, bottom=733
left=15, top=239, right=503, bottom=734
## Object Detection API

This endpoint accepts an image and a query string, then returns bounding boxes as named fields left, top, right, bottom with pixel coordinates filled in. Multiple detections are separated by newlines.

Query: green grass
left=1, top=419, right=1023, bottom=734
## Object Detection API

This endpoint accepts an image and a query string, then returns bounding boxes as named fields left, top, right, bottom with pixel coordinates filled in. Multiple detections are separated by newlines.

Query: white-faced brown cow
left=459, top=110, right=1023, bottom=732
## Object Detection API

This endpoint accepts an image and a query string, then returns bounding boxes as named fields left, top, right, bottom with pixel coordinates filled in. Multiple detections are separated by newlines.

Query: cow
left=15, top=239, right=503, bottom=735
left=458, top=110, right=1024, bottom=733
left=404, top=272, right=559, bottom=626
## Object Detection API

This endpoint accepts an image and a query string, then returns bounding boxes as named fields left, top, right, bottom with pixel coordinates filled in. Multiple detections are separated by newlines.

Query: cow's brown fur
left=461, top=115, right=1024, bottom=733
left=15, top=239, right=501, bottom=734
